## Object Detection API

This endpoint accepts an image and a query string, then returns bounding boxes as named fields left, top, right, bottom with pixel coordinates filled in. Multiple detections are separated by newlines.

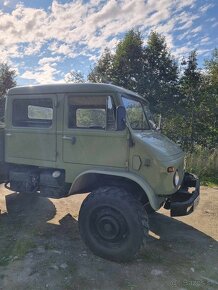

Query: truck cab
left=0, top=83, right=200, bottom=261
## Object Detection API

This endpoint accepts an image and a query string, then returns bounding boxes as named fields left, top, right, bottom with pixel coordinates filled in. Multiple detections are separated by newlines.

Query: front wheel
left=145, top=203, right=156, bottom=214
left=78, top=186, right=149, bottom=262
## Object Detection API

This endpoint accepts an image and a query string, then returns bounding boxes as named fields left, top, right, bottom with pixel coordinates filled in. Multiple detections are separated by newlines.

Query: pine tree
left=179, top=51, right=202, bottom=150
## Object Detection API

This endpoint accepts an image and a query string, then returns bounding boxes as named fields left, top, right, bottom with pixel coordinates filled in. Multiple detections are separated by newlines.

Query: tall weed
left=186, top=147, right=218, bottom=185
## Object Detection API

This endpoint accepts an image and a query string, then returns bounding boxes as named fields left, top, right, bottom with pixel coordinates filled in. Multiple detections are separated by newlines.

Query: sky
left=0, top=0, right=217, bottom=85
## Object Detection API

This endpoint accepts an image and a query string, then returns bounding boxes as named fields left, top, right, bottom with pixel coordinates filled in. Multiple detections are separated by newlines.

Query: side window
left=68, top=95, right=116, bottom=130
left=12, top=98, right=53, bottom=128
left=76, top=108, right=105, bottom=128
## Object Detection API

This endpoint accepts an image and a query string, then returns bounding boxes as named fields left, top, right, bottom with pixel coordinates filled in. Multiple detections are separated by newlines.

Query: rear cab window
left=12, top=98, right=53, bottom=128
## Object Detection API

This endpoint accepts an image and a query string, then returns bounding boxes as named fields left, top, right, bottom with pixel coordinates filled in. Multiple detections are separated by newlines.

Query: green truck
left=0, top=83, right=200, bottom=261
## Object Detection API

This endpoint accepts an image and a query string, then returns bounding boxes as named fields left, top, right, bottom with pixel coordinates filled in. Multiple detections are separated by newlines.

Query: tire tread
left=79, top=186, right=149, bottom=261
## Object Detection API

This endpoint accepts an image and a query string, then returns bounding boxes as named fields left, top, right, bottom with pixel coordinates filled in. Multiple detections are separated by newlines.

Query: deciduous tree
left=65, top=70, right=85, bottom=83
left=0, top=63, right=16, bottom=120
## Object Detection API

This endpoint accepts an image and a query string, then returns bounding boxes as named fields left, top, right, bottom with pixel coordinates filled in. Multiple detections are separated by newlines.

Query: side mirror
left=116, top=106, right=126, bottom=131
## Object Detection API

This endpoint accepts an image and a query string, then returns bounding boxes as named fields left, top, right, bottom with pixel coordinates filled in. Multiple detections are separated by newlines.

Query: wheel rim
left=90, top=206, right=129, bottom=245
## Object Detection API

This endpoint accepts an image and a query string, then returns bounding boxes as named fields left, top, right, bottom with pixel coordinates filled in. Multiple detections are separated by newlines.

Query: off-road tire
left=78, top=186, right=149, bottom=262
left=145, top=203, right=156, bottom=214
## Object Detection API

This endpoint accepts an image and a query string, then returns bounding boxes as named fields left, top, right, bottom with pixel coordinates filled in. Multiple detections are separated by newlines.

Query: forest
left=0, top=30, right=217, bottom=184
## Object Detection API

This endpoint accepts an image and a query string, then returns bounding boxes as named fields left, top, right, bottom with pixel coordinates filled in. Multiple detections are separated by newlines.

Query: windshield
left=122, top=95, right=156, bottom=130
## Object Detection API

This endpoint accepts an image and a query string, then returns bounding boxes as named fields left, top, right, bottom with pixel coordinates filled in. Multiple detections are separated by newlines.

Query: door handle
left=6, top=133, right=12, bottom=137
left=63, top=136, right=76, bottom=145
left=62, top=136, right=72, bottom=140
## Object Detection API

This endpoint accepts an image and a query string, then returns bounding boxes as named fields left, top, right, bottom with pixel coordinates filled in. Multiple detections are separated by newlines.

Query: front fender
left=69, top=169, right=164, bottom=210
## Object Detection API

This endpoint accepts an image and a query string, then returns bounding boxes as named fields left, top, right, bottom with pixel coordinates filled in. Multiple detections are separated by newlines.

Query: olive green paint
left=1, top=83, right=185, bottom=209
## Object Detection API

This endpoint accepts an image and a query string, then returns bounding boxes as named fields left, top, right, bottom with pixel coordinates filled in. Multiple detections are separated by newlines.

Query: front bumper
left=164, top=172, right=200, bottom=217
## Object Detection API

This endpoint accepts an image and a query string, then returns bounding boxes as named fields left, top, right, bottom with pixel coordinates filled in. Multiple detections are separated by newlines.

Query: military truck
left=0, top=83, right=200, bottom=261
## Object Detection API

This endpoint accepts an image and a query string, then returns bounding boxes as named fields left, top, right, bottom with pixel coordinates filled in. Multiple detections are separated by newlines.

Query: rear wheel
left=78, top=186, right=149, bottom=262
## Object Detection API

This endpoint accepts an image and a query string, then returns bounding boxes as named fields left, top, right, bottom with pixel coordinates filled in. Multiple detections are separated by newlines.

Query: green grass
left=0, top=238, right=37, bottom=266
left=186, top=147, right=218, bottom=186
left=13, top=239, right=37, bottom=257
left=200, top=176, right=218, bottom=187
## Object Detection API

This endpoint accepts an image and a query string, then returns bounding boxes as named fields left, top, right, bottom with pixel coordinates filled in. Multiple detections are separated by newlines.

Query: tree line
left=0, top=30, right=217, bottom=152
left=86, top=31, right=217, bottom=152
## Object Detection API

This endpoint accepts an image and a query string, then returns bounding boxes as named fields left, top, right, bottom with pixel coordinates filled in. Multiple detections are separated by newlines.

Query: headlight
left=173, top=170, right=180, bottom=187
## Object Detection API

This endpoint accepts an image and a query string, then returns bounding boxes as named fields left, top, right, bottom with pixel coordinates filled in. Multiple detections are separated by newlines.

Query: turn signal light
left=167, top=166, right=175, bottom=173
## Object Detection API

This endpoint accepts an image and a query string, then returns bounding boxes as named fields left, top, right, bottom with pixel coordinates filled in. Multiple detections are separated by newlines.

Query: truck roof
left=8, top=83, right=145, bottom=101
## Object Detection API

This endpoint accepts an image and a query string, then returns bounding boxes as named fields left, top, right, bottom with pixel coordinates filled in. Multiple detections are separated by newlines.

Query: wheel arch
left=68, top=170, right=164, bottom=210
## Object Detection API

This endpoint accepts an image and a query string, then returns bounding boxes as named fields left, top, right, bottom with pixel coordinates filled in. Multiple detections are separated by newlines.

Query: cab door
left=62, top=94, right=128, bottom=168
left=5, top=94, right=57, bottom=167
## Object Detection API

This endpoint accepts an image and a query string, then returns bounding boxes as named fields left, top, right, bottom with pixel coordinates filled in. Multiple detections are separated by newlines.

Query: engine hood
left=134, top=131, right=184, bottom=161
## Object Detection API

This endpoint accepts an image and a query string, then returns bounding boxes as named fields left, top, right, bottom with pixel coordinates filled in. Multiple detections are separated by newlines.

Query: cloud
left=191, top=26, right=202, bottom=33
left=200, top=37, right=210, bottom=44
left=211, top=22, right=218, bottom=28
left=3, top=0, right=10, bottom=6
left=20, top=67, right=55, bottom=84
left=199, top=3, right=214, bottom=14
left=0, top=44, right=21, bottom=62
left=38, top=56, right=62, bottom=66
left=0, top=0, right=215, bottom=84
left=0, top=0, right=200, bottom=59
left=48, top=42, right=77, bottom=57
left=23, top=42, right=44, bottom=56
left=176, top=13, right=200, bottom=31
left=20, top=60, right=63, bottom=84
left=175, top=0, right=196, bottom=10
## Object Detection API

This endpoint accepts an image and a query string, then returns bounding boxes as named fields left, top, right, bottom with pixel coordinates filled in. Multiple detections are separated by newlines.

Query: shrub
left=185, top=147, right=218, bottom=185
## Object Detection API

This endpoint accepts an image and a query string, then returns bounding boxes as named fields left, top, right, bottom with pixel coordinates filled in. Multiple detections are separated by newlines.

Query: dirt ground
left=0, top=185, right=217, bottom=290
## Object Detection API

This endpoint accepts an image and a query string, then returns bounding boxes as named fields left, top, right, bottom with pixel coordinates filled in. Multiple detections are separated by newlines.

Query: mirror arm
left=116, top=105, right=126, bottom=131
left=125, top=119, right=134, bottom=147
left=157, top=114, right=162, bottom=131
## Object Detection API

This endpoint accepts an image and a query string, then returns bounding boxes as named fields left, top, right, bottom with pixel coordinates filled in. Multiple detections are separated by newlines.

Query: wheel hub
left=90, top=207, right=128, bottom=243
left=97, top=215, right=121, bottom=240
